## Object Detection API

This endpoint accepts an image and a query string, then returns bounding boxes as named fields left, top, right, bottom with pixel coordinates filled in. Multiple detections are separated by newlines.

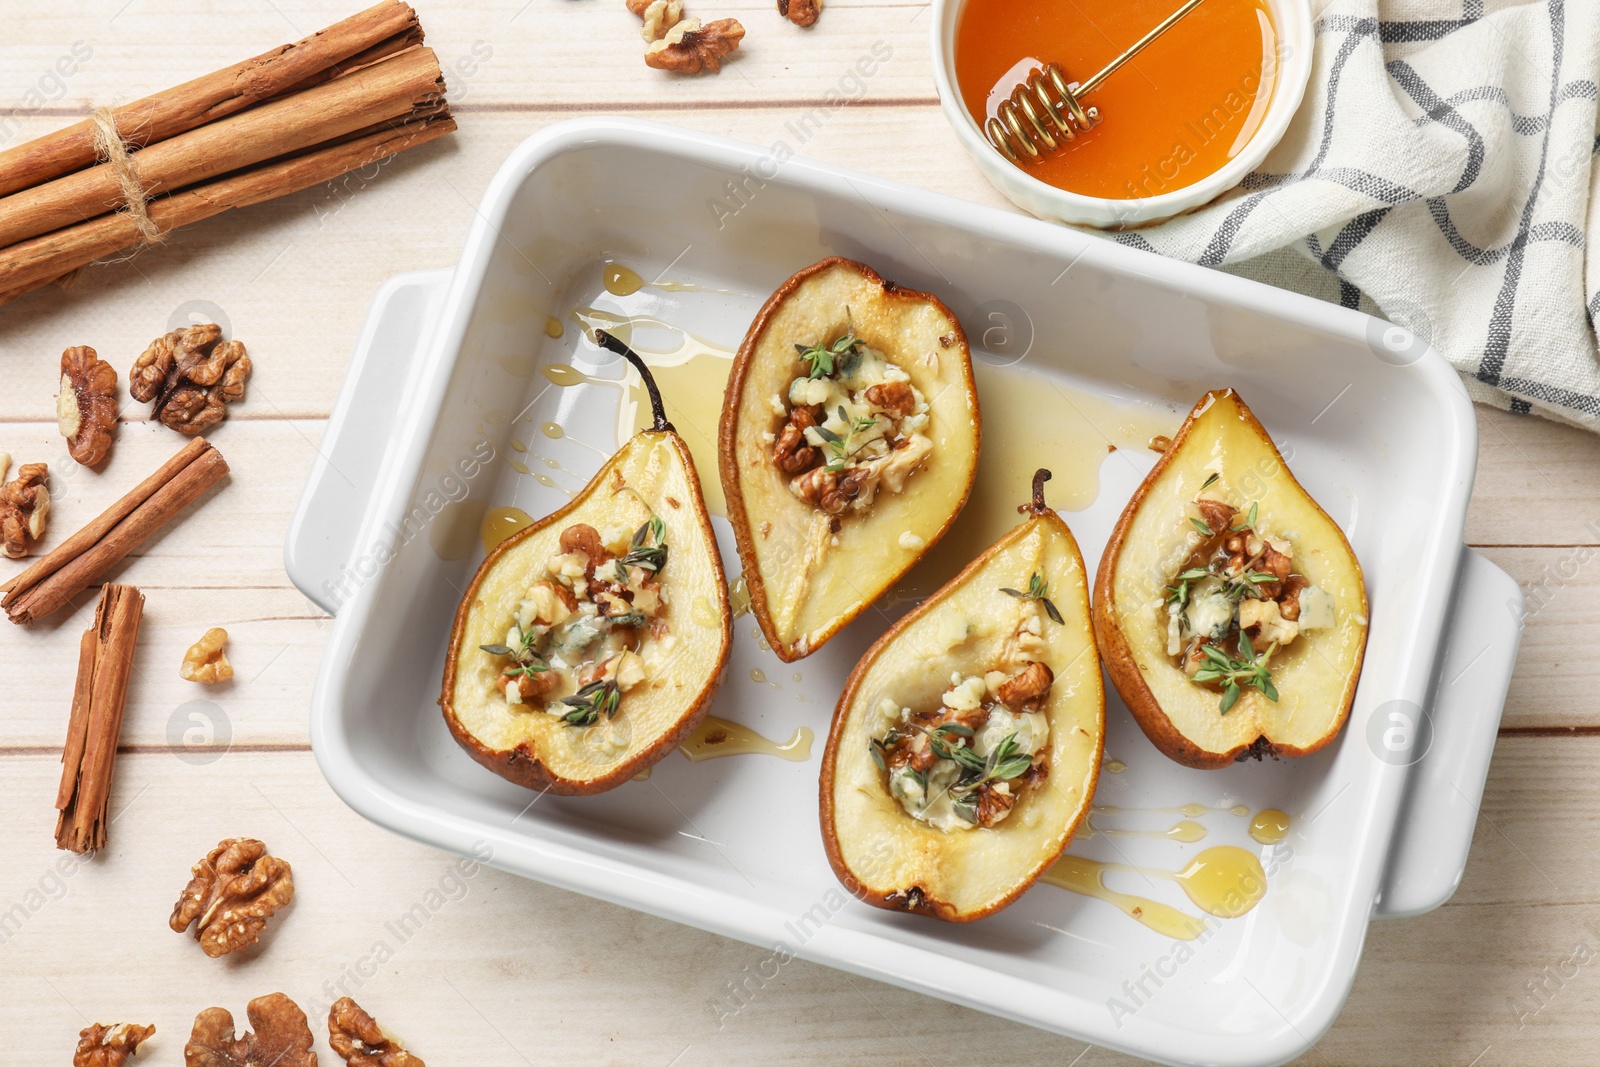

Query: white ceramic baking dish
left=287, top=118, right=1521, bottom=1067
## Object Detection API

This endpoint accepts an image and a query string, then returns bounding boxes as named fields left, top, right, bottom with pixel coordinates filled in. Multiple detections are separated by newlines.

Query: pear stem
left=1022, top=468, right=1053, bottom=516
left=595, top=330, right=674, bottom=433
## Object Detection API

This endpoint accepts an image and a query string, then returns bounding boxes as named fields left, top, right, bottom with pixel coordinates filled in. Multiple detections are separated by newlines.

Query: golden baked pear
left=720, top=257, right=980, bottom=661
left=1094, top=389, right=1369, bottom=768
left=441, top=332, right=732, bottom=794
left=820, top=471, right=1102, bottom=922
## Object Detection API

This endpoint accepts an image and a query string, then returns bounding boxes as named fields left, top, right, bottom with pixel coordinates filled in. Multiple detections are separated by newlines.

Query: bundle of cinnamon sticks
left=0, top=1, right=454, bottom=307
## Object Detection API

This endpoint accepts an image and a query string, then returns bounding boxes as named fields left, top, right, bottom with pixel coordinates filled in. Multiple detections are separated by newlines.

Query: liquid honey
left=956, top=0, right=1278, bottom=199
left=480, top=506, right=534, bottom=554
left=1077, top=819, right=1207, bottom=843
left=1248, top=808, right=1291, bottom=844
left=1041, top=856, right=1209, bottom=941
left=1043, top=844, right=1266, bottom=935
left=678, top=716, right=814, bottom=762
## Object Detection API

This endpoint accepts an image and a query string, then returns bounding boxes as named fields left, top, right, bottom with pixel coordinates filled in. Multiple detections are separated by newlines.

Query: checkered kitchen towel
left=1119, top=0, right=1600, bottom=428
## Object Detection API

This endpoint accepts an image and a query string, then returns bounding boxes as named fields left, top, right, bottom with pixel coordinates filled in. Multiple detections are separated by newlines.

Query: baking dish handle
left=1372, top=546, right=1523, bottom=919
left=284, top=267, right=452, bottom=616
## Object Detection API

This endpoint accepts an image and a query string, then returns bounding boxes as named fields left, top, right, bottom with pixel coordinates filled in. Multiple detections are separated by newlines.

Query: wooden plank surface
left=3, top=3, right=1596, bottom=1065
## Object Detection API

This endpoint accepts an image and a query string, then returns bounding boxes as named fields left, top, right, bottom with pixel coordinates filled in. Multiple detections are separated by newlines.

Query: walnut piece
left=169, top=838, right=294, bottom=957
left=328, top=998, right=425, bottom=1067
left=185, top=994, right=315, bottom=1067
left=57, top=345, right=119, bottom=467
left=181, top=627, right=235, bottom=684
left=130, top=324, right=251, bottom=435
left=778, top=0, right=820, bottom=26
left=997, top=661, right=1054, bottom=709
left=645, top=17, right=744, bottom=73
left=75, top=1023, right=155, bottom=1067
left=0, top=461, right=49, bottom=558
left=631, top=0, right=685, bottom=41
left=790, top=464, right=868, bottom=515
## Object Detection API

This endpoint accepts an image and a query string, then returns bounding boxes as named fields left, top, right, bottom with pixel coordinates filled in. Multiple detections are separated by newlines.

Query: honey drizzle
left=1041, top=857, right=1208, bottom=941
left=1248, top=808, right=1292, bottom=844
left=1043, top=845, right=1267, bottom=935
left=678, top=716, right=814, bottom=762
left=479, top=506, right=533, bottom=554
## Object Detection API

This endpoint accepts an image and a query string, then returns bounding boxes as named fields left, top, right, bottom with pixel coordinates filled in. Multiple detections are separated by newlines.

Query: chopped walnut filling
left=481, top=518, right=670, bottom=727
left=1164, top=482, right=1337, bottom=712
left=773, top=327, right=933, bottom=516
left=870, top=663, right=1053, bottom=832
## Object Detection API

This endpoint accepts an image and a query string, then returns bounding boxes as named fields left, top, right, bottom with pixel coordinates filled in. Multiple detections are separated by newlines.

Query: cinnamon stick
left=0, top=112, right=455, bottom=303
left=0, top=1, right=422, bottom=199
left=2, top=438, right=228, bottom=624
left=0, top=44, right=446, bottom=250
left=55, top=583, right=145, bottom=854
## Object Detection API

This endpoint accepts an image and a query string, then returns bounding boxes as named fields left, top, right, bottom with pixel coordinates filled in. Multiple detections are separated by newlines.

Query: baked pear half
left=1094, top=389, right=1369, bottom=769
left=441, top=332, right=732, bottom=795
left=821, top=471, right=1103, bottom=922
left=720, top=257, right=980, bottom=661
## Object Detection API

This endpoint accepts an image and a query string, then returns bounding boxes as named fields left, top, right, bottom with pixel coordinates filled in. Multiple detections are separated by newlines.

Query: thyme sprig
left=815, top=406, right=881, bottom=473
left=480, top=625, right=550, bottom=675
left=999, top=571, right=1064, bottom=625
left=1231, top=501, right=1259, bottom=533
left=1191, top=633, right=1279, bottom=714
left=558, top=678, right=622, bottom=727
left=619, top=515, right=668, bottom=578
left=1164, top=567, right=1213, bottom=609
left=949, top=733, right=1034, bottom=823
left=796, top=328, right=864, bottom=379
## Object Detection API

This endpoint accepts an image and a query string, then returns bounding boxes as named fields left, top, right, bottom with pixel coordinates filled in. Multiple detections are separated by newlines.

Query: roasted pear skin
left=719, top=257, right=980, bottom=662
left=821, top=471, right=1103, bottom=922
left=441, top=333, right=732, bottom=795
left=1093, top=389, right=1369, bottom=769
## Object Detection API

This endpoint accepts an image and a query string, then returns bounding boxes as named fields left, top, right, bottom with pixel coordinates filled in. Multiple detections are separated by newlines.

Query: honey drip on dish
left=604, top=262, right=647, bottom=297
left=679, top=716, right=814, bottom=762
left=1248, top=808, right=1291, bottom=844
left=1094, top=802, right=1251, bottom=819
left=1041, top=857, right=1208, bottom=941
left=1077, top=819, right=1207, bottom=843
left=479, top=506, right=533, bottom=554
left=545, top=316, right=565, bottom=338
left=727, top=576, right=752, bottom=618
left=604, top=260, right=737, bottom=295
left=1044, top=845, right=1267, bottom=937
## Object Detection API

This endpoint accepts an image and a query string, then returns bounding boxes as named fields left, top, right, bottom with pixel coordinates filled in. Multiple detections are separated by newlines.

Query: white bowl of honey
left=933, top=0, right=1313, bottom=228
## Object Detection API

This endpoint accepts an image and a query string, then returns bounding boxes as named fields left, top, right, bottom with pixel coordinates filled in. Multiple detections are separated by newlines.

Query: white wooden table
left=3, top=3, right=1597, bottom=1064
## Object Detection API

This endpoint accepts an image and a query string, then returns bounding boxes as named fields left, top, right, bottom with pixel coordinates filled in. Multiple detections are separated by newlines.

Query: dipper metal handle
left=984, top=0, right=1206, bottom=163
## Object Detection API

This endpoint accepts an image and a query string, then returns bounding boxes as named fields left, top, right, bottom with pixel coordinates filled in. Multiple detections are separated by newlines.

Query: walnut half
left=0, top=461, right=49, bottom=558
left=58, top=345, right=119, bottom=467
left=181, top=627, right=234, bottom=684
left=169, top=838, right=294, bottom=957
left=329, top=998, right=426, bottom=1067
left=130, top=323, right=251, bottom=435
left=645, top=17, right=745, bottom=73
left=628, top=0, right=684, bottom=41
left=185, top=994, right=315, bottom=1067
left=75, top=1023, right=155, bottom=1067
left=778, top=0, right=820, bottom=26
